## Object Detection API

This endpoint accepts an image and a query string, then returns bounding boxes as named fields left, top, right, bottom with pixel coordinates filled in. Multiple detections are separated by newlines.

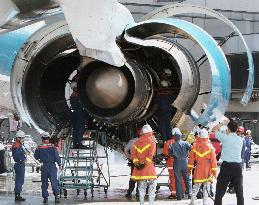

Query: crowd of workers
left=8, top=115, right=257, bottom=205
left=12, top=130, right=61, bottom=203
left=124, top=118, right=256, bottom=205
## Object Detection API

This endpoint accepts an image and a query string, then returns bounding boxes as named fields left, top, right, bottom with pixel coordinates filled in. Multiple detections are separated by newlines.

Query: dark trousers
left=214, top=162, right=244, bottom=205
left=70, top=96, right=86, bottom=145
left=173, top=159, right=192, bottom=199
left=158, top=110, right=171, bottom=141
left=41, top=163, right=59, bottom=198
left=228, top=180, right=234, bottom=190
left=127, top=162, right=139, bottom=195
left=14, top=163, right=25, bottom=193
left=244, top=150, right=251, bottom=167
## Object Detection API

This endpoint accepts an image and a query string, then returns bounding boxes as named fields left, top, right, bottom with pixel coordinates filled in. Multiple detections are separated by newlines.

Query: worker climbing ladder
left=59, top=130, right=110, bottom=198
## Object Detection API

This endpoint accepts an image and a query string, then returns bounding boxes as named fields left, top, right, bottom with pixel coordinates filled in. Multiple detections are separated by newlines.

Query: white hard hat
left=246, top=130, right=251, bottom=135
left=193, top=126, right=201, bottom=135
left=16, top=130, right=25, bottom=138
left=172, top=128, right=182, bottom=136
left=7, top=112, right=14, bottom=117
left=70, top=81, right=77, bottom=89
left=41, top=131, right=50, bottom=138
left=141, top=124, right=153, bottom=135
left=199, top=128, right=209, bottom=138
left=164, top=69, right=171, bottom=75
left=161, top=80, right=169, bottom=87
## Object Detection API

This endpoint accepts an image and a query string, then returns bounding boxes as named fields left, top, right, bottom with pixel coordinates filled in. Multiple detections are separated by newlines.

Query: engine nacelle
left=9, top=19, right=200, bottom=133
left=11, top=20, right=79, bottom=132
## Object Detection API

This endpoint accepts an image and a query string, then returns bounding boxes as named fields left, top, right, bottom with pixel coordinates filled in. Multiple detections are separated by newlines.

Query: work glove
left=188, top=168, right=193, bottom=176
left=58, top=165, right=62, bottom=171
left=208, top=174, right=215, bottom=182
left=211, top=170, right=217, bottom=178
left=135, top=163, right=146, bottom=170
left=153, top=156, right=161, bottom=165
left=160, top=153, right=168, bottom=160
left=127, top=160, right=134, bottom=167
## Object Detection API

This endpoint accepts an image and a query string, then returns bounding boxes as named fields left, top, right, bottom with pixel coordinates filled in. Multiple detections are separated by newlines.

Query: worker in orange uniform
left=124, top=128, right=142, bottom=199
left=131, top=124, right=157, bottom=205
left=163, top=135, right=175, bottom=198
left=188, top=128, right=217, bottom=205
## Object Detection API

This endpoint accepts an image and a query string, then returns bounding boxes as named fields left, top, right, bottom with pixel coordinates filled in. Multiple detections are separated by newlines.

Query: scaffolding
left=59, top=130, right=110, bottom=198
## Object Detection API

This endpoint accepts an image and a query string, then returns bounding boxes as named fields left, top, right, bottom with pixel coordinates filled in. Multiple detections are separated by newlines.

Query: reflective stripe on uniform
left=133, top=159, right=139, bottom=163
left=193, top=149, right=211, bottom=158
left=134, top=143, right=151, bottom=154
left=131, top=175, right=157, bottom=180
left=187, top=164, right=194, bottom=168
left=211, top=167, right=217, bottom=171
left=194, top=178, right=209, bottom=183
left=146, top=157, right=152, bottom=163
left=38, top=146, right=51, bottom=149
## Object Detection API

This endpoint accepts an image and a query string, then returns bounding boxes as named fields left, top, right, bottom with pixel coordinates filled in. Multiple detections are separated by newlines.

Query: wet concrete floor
left=1, top=152, right=259, bottom=204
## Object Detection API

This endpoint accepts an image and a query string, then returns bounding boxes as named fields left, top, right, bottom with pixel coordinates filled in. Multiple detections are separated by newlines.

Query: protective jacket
left=131, top=133, right=157, bottom=181
left=12, top=142, right=26, bottom=164
left=12, top=141, right=26, bottom=194
left=34, top=143, right=61, bottom=166
left=163, top=138, right=175, bottom=167
left=245, top=136, right=253, bottom=151
left=188, top=137, right=217, bottom=183
left=34, top=143, right=61, bottom=198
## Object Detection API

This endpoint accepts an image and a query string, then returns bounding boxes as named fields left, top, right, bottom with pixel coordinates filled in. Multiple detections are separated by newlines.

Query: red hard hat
left=237, top=126, right=244, bottom=133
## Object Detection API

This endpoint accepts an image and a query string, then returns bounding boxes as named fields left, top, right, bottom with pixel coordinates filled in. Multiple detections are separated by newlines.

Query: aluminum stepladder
left=59, top=130, right=110, bottom=199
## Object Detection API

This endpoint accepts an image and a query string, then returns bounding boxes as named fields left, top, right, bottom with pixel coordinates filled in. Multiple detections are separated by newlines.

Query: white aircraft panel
left=0, top=0, right=19, bottom=27
left=59, top=0, right=134, bottom=66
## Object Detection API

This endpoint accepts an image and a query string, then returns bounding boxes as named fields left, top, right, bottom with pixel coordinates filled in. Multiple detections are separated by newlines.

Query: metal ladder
left=59, top=130, right=110, bottom=198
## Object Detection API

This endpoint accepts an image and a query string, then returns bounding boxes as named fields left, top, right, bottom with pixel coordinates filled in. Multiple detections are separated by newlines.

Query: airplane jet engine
left=0, top=1, right=254, bottom=145
left=10, top=20, right=198, bottom=136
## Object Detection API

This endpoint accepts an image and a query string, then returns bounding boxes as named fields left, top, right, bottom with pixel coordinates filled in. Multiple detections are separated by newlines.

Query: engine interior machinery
left=0, top=1, right=254, bottom=145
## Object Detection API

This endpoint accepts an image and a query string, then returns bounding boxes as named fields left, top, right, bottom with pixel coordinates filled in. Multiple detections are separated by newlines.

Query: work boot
left=136, top=193, right=139, bottom=201
left=227, top=187, right=235, bottom=194
left=210, top=189, right=214, bottom=197
left=252, top=196, right=259, bottom=200
left=168, top=193, right=177, bottom=199
left=196, top=190, right=203, bottom=199
left=43, top=197, right=48, bottom=203
left=15, top=193, right=26, bottom=202
left=55, top=195, right=60, bottom=203
left=125, top=193, right=132, bottom=199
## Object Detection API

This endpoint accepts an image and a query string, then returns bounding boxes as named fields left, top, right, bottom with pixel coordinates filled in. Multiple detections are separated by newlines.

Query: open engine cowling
left=6, top=3, right=253, bottom=144
left=10, top=19, right=200, bottom=136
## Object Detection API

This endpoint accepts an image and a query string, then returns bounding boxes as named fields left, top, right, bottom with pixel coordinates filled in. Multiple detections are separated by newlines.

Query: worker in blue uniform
left=169, top=128, right=192, bottom=200
left=155, top=80, right=174, bottom=141
left=70, top=73, right=87, bottom=149
left=34, top=132, right=61, bottom=204
left=12, top=130, right=26, bottom=202
left=244, top=130, right=253, bottom=168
